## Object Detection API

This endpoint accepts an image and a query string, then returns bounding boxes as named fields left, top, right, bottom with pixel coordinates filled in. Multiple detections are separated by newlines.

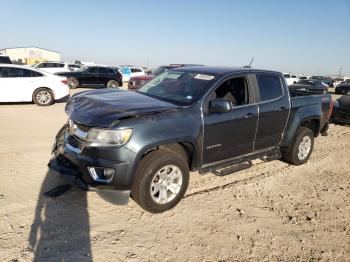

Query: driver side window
left=209, top=76, right=249, bottom=107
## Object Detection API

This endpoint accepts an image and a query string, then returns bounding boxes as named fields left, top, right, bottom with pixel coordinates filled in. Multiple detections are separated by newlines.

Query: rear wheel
left=67, top=77, right=79, bottom=89
left=282, top=127, right=314, bottom=165
left=33, top=88, right=54, bottom=106
left=107, top=80, right=119, bottom=88
left=131, top=150, right=189, bottom=213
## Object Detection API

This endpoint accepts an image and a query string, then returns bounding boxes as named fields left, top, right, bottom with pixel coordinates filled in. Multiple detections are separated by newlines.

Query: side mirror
left=209, top=98, right=232, bottom=113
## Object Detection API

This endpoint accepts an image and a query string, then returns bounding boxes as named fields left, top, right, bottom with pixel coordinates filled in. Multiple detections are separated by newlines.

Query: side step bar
left=203, top=148, right=282, bottom=177
left=260, top=150, right=282, bottom=162
left=212, top=161, right=252, bottom=176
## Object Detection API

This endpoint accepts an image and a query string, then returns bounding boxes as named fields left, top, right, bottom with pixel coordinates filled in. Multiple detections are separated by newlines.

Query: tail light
left=61, top=79, right=68, bottom=85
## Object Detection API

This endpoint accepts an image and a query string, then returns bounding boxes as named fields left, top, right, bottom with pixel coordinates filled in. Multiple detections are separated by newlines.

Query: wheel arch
left=300, top=118, right=320, bottom=137
left=132, top=139, right=199, bottom=178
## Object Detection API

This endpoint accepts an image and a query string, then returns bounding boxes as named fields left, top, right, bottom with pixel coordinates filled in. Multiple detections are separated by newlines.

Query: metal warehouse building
left=0, top=46, right=60, bottom=65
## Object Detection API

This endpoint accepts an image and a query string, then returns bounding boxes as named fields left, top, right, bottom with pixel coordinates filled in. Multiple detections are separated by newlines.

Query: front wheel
left=282, top=127, right=314, bottom=165
left=131, top=150, right=189, bottom=213
left=107, top=80, right=119, bottom=88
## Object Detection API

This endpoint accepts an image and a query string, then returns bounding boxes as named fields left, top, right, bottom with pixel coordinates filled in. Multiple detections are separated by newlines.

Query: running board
left=212, top=161, right=252, bottom=176
left=260, top=150, right=281, bottom=162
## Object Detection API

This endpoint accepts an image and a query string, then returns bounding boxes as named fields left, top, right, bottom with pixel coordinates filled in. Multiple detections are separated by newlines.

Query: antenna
left=243, top=57, right=254, bottom=68
left=249, top=57, right=254, bottom=67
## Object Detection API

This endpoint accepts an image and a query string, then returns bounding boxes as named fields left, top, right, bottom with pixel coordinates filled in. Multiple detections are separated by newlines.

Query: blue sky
left=1, top=0, right=349, bottom=75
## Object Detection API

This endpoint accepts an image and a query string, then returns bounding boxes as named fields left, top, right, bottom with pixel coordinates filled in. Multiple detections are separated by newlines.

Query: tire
left=131, top=149, right=189, bottom=213
left=282, top=127, right=314, bottom=165
left=67, top=77, right=79, bottom=89
left=33, top=88, right=54, bottom=106
left=107, top=80, right=119, bottom=88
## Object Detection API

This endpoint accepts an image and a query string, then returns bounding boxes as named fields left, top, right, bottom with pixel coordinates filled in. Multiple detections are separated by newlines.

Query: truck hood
left=66, top=89, right=180, bottom=127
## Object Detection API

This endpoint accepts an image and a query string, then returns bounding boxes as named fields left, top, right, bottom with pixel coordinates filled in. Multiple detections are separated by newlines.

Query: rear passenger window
left=98, top=67, right=110, bottom=74
left=256, top=74, right=283, bottom=101
left=88, top=67, right=99, bottom=73
left=0, top=67, right=42, bottom=77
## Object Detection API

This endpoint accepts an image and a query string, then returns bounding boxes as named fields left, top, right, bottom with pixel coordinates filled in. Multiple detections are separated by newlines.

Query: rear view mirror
left=209, top=98, right=232, bottom=113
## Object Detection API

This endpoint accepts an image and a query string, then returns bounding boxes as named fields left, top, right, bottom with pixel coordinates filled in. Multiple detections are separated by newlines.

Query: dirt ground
left=0, top=88, right=349, bottom=261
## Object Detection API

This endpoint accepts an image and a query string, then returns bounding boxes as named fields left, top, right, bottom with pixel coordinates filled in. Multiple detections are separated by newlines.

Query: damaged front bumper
left=48, top=124, right=134, bottom=205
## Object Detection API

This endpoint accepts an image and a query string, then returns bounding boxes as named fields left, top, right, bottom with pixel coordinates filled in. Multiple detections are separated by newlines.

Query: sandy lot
left=0, top=88, right=349, bottom=261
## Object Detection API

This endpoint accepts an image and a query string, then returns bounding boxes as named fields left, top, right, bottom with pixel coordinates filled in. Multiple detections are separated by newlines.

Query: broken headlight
left=86, top=128, right=133, bottom=147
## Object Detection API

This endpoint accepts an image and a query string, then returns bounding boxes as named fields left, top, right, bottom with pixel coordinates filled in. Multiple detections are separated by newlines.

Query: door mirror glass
left=209, top=98, right=232, bottom=113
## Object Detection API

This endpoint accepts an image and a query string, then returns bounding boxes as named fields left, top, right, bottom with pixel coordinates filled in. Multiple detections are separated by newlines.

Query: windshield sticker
left=186, top=96, right=193, bottom=100
left=194, top=74, right=215, bottom=80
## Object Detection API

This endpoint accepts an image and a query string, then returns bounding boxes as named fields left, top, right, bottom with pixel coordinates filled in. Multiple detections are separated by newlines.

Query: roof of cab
left=171, top=66, right=281, bottom=76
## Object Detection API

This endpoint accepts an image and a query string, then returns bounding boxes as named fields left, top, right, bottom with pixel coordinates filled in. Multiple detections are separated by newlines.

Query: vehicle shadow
left=29, top=170, right=92, bottom=261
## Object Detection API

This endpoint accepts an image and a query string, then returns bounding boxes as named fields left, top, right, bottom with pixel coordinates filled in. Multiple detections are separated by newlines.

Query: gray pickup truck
left=49, top=66, right=333, bottom=213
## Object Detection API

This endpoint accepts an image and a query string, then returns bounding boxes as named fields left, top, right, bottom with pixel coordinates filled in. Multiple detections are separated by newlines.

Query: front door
left=202, top=75, right=258, bottom=165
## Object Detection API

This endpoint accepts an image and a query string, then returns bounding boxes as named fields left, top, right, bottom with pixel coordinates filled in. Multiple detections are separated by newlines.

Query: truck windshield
left=137, top=70, right=217, bottom=105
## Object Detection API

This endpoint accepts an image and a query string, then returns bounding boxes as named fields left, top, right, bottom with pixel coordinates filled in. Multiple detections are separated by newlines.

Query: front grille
left=68, top=135, right=84, bottom=149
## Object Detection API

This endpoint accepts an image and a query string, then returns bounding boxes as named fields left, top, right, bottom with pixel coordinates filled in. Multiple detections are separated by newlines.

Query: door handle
left=278, top=107, right=287, bottom=112
left=243, top=113, right=254, bottom=119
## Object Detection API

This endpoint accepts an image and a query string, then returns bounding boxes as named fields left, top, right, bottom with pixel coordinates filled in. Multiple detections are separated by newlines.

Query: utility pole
left=339, top=67, right=342, bottom=78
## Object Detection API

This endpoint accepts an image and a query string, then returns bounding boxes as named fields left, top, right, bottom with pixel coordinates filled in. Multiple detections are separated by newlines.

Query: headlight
left=86, top=128, right=133, bottom=147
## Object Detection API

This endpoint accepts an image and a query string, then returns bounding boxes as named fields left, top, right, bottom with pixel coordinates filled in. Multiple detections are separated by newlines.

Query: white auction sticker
left=194, top=74, right=215, bottom=80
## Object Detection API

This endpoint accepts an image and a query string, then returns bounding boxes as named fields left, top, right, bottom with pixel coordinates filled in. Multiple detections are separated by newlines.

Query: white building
left=0, top=46, right=60, bottom=65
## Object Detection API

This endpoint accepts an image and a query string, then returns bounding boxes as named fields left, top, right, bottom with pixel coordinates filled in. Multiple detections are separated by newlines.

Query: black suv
left=57, top=66, right=123, bottom=89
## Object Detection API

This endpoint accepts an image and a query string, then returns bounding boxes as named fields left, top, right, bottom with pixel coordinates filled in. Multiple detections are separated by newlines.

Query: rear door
left=97, top=67, right=114, bottom=85
left=83, top=67, right=100, bottom=85
left=253, top=73, right=290, bottom=150
left=202, top=74, right=259, bottom=165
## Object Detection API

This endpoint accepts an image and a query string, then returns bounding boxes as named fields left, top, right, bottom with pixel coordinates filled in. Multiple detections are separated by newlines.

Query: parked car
left=128, top=64, right=203, bottom=90
left=127, top=75, right=154, bottom=91
left=114, top=66, right=131, bottom=82
left=68, top=64, right=82, bottom=71
left=118, top=66, right=145, bottom=82
left=332, top=95, right=350, bottom=124
left=310, top=76, right=334, bottom=87
left=49, top=66, right=332, bottom=213
left=56, top=66, right=123, bottom=89
left=283, top=73, right=299, bottom=85
left=0, top=64, right=69, bottom=106
left=289, top=79, right=328, bottom=94
left=335, top=79, right=350, bottom=95
left=32, top=62, right=74, bottom=74
left=0, top=55, right=12, bottom=64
